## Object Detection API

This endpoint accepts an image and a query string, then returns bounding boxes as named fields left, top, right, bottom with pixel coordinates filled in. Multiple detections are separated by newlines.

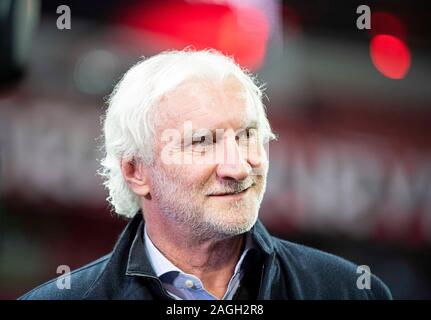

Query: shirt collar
left=143, top=225, right=182, bottom=277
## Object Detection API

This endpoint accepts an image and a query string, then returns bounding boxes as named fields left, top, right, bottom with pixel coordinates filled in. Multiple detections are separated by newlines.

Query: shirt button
left=185, top=279, right=194, bottom=289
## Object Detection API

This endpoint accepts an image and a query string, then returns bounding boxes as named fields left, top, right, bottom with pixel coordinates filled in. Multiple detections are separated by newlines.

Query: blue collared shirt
left=144, top=226, right=254, bottom=300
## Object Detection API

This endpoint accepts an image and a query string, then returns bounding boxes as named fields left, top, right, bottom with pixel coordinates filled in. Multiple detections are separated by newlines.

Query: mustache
left=205, top=177, right=256, bottom=196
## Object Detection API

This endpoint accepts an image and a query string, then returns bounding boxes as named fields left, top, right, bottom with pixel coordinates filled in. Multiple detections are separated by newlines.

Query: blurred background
left=1, top=0, right=430, bottom=299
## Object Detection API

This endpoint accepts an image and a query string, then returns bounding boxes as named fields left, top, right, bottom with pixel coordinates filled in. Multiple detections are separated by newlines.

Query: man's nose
left=216, top=136, right=252, bottom=181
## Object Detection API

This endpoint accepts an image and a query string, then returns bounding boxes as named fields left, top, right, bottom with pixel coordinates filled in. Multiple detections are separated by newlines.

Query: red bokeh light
left=370, top=34, right=411, bottom=80
left=117, top=1, right=269, bottom=70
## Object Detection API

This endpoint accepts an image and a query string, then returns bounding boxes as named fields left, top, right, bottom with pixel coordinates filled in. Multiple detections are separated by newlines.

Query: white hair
left=98, top=49, right=276, bottom=218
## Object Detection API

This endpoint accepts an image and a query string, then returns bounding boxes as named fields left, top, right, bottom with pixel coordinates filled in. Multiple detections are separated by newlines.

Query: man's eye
left=192, top=136, right=213, bottom=146
left=247, top=129, right=257, bottom=138
left=237, top=128, right=257, bottom=141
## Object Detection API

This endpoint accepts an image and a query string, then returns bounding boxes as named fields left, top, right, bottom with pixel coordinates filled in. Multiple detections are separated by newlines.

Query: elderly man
left=20, top=50, right=391, bottom=300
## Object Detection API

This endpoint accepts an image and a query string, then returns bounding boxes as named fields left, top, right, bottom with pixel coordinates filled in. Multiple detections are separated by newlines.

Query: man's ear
left=120, top=158, right=150, bottom=197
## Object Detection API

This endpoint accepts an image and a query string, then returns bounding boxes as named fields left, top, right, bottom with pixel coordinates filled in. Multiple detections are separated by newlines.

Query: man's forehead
left=155, top=76, right=257, bottom=131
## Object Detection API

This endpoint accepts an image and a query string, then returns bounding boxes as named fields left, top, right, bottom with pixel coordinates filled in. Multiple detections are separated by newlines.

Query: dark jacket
left=19, top=213, right=392, bottom=300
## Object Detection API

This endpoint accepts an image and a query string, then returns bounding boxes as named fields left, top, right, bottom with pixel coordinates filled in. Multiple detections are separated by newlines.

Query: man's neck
left=144, top=214, right=245, bottom=299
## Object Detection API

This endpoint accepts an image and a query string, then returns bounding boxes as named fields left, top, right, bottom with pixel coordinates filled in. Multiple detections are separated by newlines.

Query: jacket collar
left=250, top=218, right=276, bottom=256
left=125, top=220, right=156, bottom=277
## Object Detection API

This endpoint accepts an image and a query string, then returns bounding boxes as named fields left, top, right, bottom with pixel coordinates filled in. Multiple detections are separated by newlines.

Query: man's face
left=148, top=75, right=269, bottom=240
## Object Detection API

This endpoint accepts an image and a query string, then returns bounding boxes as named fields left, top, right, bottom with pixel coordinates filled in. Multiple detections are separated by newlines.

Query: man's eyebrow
left=245, top=120, right=259, bottom=129
left=188, top=120, right=260, bottom=136
left=190, top=128, right=214, bottom=137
